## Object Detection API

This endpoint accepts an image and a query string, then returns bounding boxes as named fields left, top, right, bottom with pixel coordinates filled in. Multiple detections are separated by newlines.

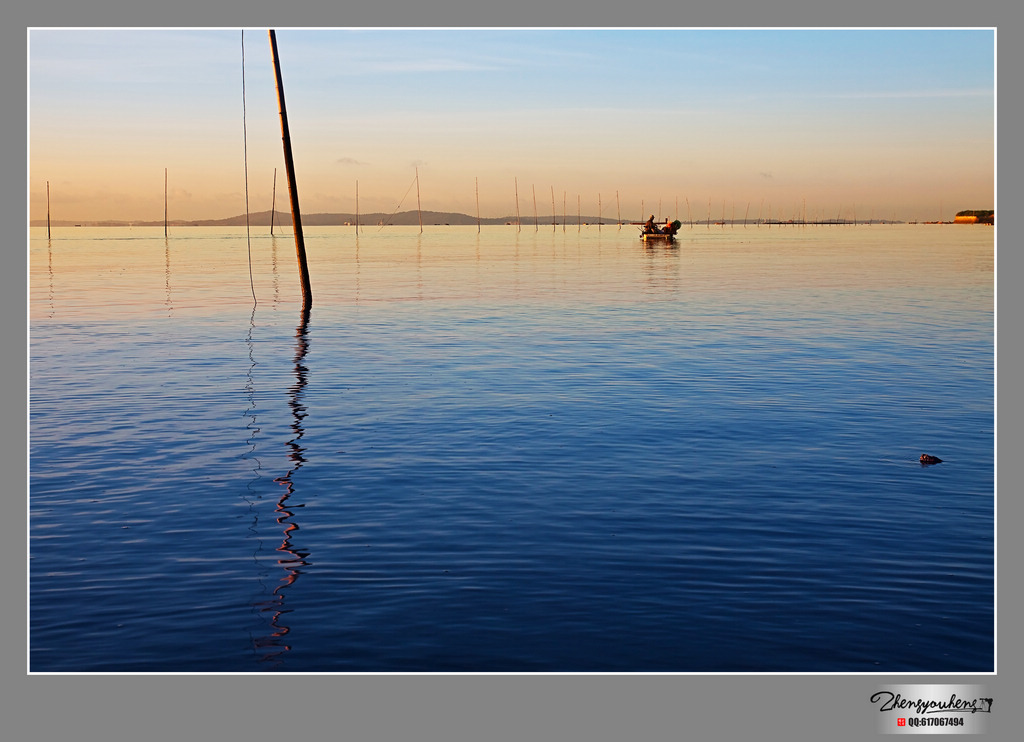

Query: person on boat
left=663, top=218, right=678, bottom=236
left=644, top=215, right=658, bottom=233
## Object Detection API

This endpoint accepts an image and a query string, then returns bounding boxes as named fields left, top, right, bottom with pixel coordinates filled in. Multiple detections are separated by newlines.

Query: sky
left=28, top=28, right=995, bottom=223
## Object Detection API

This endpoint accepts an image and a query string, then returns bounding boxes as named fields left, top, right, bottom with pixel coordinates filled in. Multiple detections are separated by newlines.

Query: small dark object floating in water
left=920, top=454, right=943, bottom=465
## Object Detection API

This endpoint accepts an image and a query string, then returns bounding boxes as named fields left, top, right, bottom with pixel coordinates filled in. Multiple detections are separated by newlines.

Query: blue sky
left=29, top=28, right=994, bottom=222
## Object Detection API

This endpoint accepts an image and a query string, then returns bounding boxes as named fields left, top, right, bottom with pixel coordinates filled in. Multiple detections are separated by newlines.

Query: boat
left=640, top=219, right=682, bottom=242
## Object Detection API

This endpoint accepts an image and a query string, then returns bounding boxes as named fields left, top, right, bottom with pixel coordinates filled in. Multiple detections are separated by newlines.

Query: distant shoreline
left=31, top=209, right=959, bottom=229
left=30, top=207, right=995, bottom=229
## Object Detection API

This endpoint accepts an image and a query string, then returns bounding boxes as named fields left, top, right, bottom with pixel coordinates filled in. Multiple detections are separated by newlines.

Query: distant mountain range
left=31, top=210, right=632, bottom=228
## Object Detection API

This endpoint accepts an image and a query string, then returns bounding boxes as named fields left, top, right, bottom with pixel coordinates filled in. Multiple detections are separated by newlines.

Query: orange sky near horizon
left=29, top=28, right=995, bottom=224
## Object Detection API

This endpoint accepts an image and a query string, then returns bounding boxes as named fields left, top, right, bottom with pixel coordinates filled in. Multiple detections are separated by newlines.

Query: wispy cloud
left=284, top=29, right=605, bottom=77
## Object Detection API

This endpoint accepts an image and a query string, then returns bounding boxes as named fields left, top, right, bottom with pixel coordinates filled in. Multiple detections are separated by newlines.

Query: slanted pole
left=269, top=29, right=312, bottom=310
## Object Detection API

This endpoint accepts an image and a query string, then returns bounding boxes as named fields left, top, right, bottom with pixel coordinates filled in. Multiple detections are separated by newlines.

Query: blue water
left=29, top=225, right=994, bottom=672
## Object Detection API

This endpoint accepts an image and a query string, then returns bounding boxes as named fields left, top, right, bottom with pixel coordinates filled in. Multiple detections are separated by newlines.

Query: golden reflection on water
left=29, top=224, right=992, bottom=320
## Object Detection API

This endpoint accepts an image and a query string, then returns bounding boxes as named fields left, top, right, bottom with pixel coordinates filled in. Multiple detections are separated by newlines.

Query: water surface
left=29, top=224, right=994, bottom=672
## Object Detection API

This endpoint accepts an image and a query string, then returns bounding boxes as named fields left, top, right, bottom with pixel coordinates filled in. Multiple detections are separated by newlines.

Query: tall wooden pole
left=164, top=168, right=168, bottom=237
left=46, top=181, right=51, bottom=239
left=269, top=29, right=312, bottom=310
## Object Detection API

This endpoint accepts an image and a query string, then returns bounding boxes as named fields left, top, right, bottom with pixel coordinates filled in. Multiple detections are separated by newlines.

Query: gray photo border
left=11, top=2, right=1014, bottom=740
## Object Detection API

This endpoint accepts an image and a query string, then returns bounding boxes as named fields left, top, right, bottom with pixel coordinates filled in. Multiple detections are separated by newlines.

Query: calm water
left=29, top=224, right=994, bottom=673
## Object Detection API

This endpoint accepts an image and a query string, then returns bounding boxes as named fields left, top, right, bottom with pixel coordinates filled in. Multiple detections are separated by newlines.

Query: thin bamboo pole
left=515, top=177, right=520, bottom=232
left=271, top=167, right=277, bottom=235
left=46, top=181, right=51, bottom=239
left=269, top=29, right=312, bottom=310
left=416, top=167, right=423, bottom=233
left=164, top=168, right=168, bottom=237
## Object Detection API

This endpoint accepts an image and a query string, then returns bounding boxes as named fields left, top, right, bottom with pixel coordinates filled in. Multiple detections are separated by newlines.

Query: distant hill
left=954, top=209, right=994, bottom=224
left=31, top=210, right=631, bottom=228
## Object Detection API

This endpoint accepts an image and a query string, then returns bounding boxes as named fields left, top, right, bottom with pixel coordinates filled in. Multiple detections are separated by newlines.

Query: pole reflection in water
left=243, top=305, right=264, bottom=506
left=416, top=233, right=423, bottom=301
left=250, top=307, right=312, bottom=667
left=354, top=234, right=361, bottom=304
left=47, top=238, right=54, bottom=318
left=242, top=305, right=270, bottom=659
left=270, top=235, right=280, bottom=309
left=164, top=237, right=173, bottom=316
